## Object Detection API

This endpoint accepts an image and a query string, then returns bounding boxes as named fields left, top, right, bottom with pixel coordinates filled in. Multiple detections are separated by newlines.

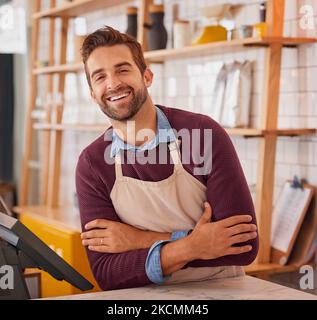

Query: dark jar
left=145, top=4, right=168, bottom=50
left=125, top=6, right=138, bottom=39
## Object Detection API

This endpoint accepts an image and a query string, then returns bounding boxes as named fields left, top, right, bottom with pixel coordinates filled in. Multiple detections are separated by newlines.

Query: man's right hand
left=160, top=202, right=257, bottom=276
left=186, top=202, right=257, bottom=261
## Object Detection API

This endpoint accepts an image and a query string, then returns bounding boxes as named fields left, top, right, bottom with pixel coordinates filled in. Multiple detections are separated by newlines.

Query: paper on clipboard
left=271, top=182, right=312, bottom=253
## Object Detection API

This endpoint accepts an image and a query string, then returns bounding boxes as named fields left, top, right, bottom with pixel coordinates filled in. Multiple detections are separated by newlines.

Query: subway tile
left=307, top=92, right=317, bottom=116
left=283, top=140, right=300, bottom=164
left=201, top=95, right=213, bottom=116
left=306, top=66, right=317, bottom=91
left=307, top=116, right=317, bottom=127
left=246, top=139, right=259, bottom=161
left=276, top=140, right=285, bottom=162
left=283, top=20, right=292, bottom=37
left=298, top=141, right=314, bottom=165
left=284, top=0, right=298, bottom=20
left=275, top=163, right=291, bottom=186
left=177, top=77, right=190, bottom=96
left=203, top=61, right=224, bottom=75
left=201, top=75, right=217, bottom=95
left=166, top=77, right=177, bottom=97
left=307, top=165, right=317, bottom=185
left=281, top=48, right=298, bottom=68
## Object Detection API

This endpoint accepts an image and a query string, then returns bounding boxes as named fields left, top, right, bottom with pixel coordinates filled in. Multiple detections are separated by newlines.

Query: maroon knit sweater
left=76, top=105, right=259, bottom=291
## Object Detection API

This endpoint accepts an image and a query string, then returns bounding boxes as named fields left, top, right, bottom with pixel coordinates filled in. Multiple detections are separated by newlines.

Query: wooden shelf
left=33, top=37, right=317, bottom=74
left=33, top=0, right=132, bottom=19
left=33, top=62, right=82, bottom=75
left=144, top=37, right=317, bottom=63
left=226, top=128, right=263, bottom=137
left=33, top=123, right=316, bottom=137
left=268, top=128, right=317, bottom=136
left=244, top=262, right=301, bottom=276
left=227, top=128, right=317, bottom=137
left=33, top=122, right=109, bottom=132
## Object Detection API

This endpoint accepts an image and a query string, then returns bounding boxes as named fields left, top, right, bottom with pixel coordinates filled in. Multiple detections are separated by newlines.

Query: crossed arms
left=81, top=202, right=257, bottom=277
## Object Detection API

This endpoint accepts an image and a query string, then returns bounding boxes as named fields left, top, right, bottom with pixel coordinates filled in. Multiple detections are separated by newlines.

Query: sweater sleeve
left=185, top=116, right=259, bottom=268
left=76, top=150, right=152, bottom=291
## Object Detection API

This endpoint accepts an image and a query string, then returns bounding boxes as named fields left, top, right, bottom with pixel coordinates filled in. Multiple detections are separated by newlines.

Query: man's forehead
left=87, top=45, right=135, bottom=71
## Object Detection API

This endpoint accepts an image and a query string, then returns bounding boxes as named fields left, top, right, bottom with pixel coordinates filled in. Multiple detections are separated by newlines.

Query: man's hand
left=81, top=219, right=171, bottom=253
left=160, top=202, right=257, bottom=275
left=186, top=202, right=257, bottom=260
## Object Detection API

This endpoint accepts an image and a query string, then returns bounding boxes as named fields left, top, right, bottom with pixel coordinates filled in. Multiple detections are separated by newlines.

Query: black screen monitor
left=0, top=211, right=93, bottom=299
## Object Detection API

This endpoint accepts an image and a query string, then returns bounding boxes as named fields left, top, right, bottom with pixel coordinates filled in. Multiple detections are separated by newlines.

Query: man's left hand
left=81, top=219, right=170, bottom=253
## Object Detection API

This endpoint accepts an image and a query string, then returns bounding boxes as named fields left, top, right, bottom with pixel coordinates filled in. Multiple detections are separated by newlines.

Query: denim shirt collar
left=110, top=106, right=177, bottom=158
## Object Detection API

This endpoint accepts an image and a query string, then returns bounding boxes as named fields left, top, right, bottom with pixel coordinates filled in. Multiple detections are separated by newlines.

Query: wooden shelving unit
left=19, top=0, right=317, bottom=282
left=33, top=0, right=132, bottom=19
left=33, top=122, right=316, bottom=138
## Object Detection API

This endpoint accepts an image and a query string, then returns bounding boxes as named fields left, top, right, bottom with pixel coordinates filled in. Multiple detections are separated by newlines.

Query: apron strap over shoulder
left=168, top=139, right=183, bottom=172
left=114, top=153, right=123, bottom=178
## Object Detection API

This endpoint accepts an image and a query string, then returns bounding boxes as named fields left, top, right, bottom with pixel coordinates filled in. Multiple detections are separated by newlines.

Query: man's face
left=87, top=44, right=153, bottom=121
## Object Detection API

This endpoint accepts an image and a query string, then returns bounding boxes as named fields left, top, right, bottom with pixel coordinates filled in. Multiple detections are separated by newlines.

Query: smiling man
left=76, top=26, right=259, bottom=291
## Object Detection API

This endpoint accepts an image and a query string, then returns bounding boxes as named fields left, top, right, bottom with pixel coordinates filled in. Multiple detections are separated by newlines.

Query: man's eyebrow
left=91, top=68, right=105, bottom=80
left=90, top=62, right=133, bottom=79
left=114, top=62, right=133, bottom=69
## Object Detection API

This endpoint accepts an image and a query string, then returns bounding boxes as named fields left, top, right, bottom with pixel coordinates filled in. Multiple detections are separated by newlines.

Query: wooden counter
left=43, top=276, right=317, bottom=300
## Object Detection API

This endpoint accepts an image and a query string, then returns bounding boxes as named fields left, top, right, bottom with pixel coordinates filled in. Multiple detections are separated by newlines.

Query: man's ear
left=143, top=67, right=153, bottom=88
left=90, top=89, right=97, bottom=103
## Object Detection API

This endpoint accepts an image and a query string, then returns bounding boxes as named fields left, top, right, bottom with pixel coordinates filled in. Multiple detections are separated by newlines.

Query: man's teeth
left=109, top=92, right=130, bottom=101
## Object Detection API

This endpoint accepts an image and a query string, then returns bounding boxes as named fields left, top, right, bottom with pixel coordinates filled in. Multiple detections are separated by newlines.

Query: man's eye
left=96, top=75, right=105, bottom=81
left=119, top=69, right=129, bottom=73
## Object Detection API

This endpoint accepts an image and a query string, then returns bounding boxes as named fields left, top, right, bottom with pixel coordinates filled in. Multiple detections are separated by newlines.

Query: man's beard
left=98, top=85, right=148, bottom=121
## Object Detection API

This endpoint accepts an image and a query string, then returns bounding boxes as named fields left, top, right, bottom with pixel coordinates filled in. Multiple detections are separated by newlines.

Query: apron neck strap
left=114, top=152, right=123, bottom=178
left=168, top=139, right=183, bottom=171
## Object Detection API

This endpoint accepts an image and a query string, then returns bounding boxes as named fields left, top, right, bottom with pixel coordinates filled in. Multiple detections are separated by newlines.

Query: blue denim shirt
left=110, top=106, right=189, bottom=284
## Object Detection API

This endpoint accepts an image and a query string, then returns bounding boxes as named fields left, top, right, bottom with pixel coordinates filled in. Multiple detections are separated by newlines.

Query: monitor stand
left=0, top=239, right=38, bottom=300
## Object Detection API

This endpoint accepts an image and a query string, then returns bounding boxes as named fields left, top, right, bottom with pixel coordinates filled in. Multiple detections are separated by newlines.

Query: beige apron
left=110, top=140, right=244, bottom=284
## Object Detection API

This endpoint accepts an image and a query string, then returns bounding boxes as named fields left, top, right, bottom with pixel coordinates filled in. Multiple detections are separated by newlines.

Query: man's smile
left=106, top=90, right=131, bottom=102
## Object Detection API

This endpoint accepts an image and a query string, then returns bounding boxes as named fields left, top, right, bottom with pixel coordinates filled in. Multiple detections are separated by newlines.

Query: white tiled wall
left=37, top=0, right=317, bottom=207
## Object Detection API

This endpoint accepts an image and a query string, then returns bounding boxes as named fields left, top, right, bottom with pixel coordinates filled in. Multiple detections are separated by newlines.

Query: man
left=77, top=26, right=258, bottom=291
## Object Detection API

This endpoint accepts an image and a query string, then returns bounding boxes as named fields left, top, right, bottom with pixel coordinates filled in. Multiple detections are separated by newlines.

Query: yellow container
left=192, top=25, right=227, bottom=45
left=253, top=22, right=267, bottom=38
left=20, top=213, right=100, bottom=298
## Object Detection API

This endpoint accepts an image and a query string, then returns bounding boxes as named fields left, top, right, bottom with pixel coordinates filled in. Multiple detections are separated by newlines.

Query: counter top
left=44, top=276, right=317, bottom=300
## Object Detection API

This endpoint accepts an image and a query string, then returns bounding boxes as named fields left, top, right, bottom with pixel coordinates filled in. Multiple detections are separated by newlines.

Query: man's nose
left=106, top=74, right=122, bottom=90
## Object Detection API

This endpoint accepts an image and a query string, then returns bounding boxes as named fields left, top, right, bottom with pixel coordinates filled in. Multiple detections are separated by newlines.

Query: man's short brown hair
left=81, top=26, right=147, bottom=88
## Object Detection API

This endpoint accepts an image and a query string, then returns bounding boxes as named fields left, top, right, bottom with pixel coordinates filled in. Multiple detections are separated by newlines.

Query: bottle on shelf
left=144, top=4, right=168, bottom=50
left=125, top=6, right=138, bottom=39
left=253, top=2, right=267, bottom=38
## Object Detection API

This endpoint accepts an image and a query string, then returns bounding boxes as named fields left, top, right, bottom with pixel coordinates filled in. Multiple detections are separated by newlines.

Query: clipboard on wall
left=270, top=178, right=315, bottom=265
left=288, top=185, right=317, bottom=265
